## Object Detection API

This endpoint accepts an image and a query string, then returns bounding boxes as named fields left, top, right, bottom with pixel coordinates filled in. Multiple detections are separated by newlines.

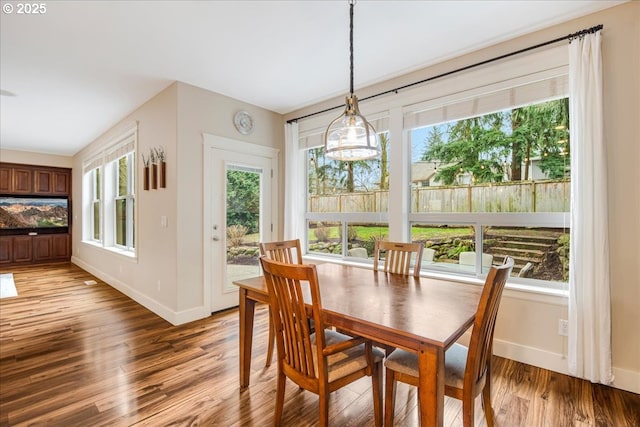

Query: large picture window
left=409, top=97, right=570, bottom=284
left=301, top=66, right=570, bottom=290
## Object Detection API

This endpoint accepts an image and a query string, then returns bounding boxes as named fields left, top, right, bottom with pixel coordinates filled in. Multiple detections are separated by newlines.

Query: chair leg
left=371, top=360, right=383, bottom=427
left=482, top=382, right=495, bottom=427
left=265, top=309, right=275, bottom=367
left=319, top=391, right=330, bottom=427
left=273, top=371, right=286, bottom=426
left=462, top=395, right=475, bottom=427
left=384, top=368, right=397, bottom=427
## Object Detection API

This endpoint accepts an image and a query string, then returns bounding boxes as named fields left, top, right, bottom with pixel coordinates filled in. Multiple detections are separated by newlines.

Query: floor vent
left=84, top=280, right=98, bottom=286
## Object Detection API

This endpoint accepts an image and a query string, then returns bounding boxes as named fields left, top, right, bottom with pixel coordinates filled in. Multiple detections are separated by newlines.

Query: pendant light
left=324, top=0, right=380, bottom=161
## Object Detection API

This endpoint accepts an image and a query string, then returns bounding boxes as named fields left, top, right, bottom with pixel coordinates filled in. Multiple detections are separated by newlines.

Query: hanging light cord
left=288, top=23, right=603, bottom=123
left=349, top=0, right=355, bottom=97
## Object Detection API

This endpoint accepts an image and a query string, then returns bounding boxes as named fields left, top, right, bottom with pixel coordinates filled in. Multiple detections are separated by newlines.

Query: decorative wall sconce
left=142, top=146, right=166, bottom=191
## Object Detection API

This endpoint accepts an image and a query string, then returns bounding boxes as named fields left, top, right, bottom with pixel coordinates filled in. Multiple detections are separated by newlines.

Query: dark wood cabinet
left=13, top=168, right=33, bottom=193
left=34, top=169, right=70, bottom=195
left=0, top=234, right=69, bottom=265
left=0, top=167, right=11, bottom=193
left=1, top=163, right=70, bottom=195
left=1, top=162, right=72, bottom=265
left=34, top=234, right=70, bottom=262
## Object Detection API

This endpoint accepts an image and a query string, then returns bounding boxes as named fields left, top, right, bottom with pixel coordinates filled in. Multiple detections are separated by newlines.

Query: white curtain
left=568, top=31, right=613, bottom=384
left=283, top=122, right=304, bottom=242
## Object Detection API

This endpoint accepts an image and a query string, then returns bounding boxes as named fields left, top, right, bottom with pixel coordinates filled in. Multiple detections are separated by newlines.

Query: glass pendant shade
left=325, top=95, right=380, bottom=161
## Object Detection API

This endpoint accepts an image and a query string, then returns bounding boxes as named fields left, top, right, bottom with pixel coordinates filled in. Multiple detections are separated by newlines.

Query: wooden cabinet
left=34, top=169, right=70, bottom=195
left=0, top=163, right=70, bottom=195
left=0, top=234, right=69, bottom=265
left=34, top=234, right=70, bottom=262
left=1, top=162, right=72, bottom=265
left=0, top=165, right=33, bottom=194
left=0, top=236, right=34, bottom=264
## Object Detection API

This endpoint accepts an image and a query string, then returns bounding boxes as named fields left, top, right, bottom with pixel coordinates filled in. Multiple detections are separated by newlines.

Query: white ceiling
left=0, top=0, right=625, bottom=156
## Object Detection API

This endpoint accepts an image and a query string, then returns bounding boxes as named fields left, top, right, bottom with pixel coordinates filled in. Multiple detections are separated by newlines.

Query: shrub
left=338, top=225, right=359, bottom=242
left=227, top=224, right=248, bottom=247
left=314, top=226, right=330, bottom=242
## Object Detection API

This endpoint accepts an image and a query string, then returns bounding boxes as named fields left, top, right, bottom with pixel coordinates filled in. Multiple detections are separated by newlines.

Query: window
left=305, top=129, right=390, bottom=260
left=90, top=167, right=101, bottom=242
left=114, top=152, right=135, bottom=250
left=409, top=97, right=570, bottom=286
left=82, top=124, right=137, bottom=256
left=298, top=51, right=570, bottom=290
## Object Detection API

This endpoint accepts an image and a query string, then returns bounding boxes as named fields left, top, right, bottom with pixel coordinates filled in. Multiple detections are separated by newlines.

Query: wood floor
left=1, top=263, right=638, bottom=427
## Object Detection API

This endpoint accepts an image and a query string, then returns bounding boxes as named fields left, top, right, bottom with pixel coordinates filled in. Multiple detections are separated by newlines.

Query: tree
left=226, top=169, right=260, bottom=233
left=421, top=98, right=570, bottom=185
left=509, top=99, right=570, bottom=180
left=422, top=113, right=510, bottom=185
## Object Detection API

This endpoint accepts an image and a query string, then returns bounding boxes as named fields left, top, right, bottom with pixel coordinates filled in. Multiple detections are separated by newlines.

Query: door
left=204, top=136, right=277, bottom=313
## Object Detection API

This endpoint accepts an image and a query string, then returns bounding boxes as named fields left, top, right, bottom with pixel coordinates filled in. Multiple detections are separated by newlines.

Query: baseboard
left=494, top=339, right=640, bottom=394
left=71, top=257, right=208, bottom=326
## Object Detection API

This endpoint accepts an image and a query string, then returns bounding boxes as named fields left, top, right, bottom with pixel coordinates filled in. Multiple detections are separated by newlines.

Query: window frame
left=81, top=123, right=138, bottom=258
left=299, top=47, right=571, bottom=292
left=113, top=152, right=135, bottom=251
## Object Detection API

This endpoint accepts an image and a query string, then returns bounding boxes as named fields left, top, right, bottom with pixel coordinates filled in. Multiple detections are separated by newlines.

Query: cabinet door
left=12, top=168, right=32, bottom=193
left=51, top=234, right=70, bottom=259
left=0, top=166, right=11, bottom=193
left=34, top=235, right=53, bottom=261
left=13, top=236, right=33, bottom=263
left=0, top=237, right=12, bottom=264
left=52, top=171, right=70, bottom=194
left=34, top=170, right=53, bottom=193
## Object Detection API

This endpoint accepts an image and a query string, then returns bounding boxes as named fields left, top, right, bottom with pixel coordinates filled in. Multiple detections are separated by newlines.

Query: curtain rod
left=286, top=24, right=603, bottom=124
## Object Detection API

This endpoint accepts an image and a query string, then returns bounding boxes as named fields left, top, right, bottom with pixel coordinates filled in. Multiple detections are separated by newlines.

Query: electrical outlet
left=558, top=319, right=568, bottom=336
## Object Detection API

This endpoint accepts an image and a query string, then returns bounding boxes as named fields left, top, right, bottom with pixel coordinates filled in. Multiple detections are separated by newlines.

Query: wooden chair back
left=373, top=241, right=424, bottom=276
left=259, top=239, right=303, bottom=264
left=465, top=256, right=514, bottom=395
left=260, top=257, right=326, bottom=383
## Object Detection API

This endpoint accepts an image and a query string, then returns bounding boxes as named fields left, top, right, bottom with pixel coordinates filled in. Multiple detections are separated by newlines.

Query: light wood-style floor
left=1, top=263, right=638, bottom=426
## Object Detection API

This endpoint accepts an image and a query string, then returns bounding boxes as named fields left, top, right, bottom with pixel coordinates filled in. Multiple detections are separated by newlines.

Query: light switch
left=161, top=216, right=168, bottom=228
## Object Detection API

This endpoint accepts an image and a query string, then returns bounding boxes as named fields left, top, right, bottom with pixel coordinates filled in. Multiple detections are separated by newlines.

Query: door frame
left=202, top=133, right=279, bottom=314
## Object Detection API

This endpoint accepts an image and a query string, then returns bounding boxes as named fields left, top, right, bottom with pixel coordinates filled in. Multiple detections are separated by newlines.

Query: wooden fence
left=309, top=179, right=570, bottom=213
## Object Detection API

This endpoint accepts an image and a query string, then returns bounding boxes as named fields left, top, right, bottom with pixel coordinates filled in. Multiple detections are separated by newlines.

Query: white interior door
left=204, top=136, right=277, bottom=313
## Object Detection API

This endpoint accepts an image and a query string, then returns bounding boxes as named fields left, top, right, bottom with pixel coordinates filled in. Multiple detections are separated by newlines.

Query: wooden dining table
left=232, top=262, right=483, bottom=427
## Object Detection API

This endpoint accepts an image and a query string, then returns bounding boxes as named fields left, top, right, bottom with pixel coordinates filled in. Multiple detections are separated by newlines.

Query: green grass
left=306, top=225, right=474, bottom=242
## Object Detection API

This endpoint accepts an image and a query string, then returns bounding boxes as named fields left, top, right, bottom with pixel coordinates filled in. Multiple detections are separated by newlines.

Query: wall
left=286, top=2, right=640, bottom=393
left=173, top=82, right=283, bottom=315
left=72, top=83, right=179, bottom=319
left=71, top=81, right=284, bottom=326
left=0, top=149, right=72, bottom=168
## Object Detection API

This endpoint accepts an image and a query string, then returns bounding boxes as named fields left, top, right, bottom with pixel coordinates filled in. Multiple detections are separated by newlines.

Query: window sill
left=81, top=240, right=138, bottom=261
left=303, top=254, right=568, bottom=306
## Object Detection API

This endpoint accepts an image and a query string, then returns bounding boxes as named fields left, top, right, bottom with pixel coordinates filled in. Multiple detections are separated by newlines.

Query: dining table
left=232, top=262, right=483, bottom=427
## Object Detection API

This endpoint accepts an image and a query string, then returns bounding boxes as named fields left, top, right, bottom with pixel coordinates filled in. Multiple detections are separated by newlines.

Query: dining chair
left=373, top=241, right=424, bottom=277
left=259, top=239, right=303, bottom=367
left=260, top=257, right=384, bottom=427
left=383, top=257, right=515, bottom=427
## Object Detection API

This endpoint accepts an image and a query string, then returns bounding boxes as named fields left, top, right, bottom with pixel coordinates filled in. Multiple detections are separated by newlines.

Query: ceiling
left=0, top=1, right=626, bottom=156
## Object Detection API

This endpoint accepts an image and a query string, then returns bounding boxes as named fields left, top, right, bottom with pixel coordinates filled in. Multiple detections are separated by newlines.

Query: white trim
left=70, top=257, right=206, bottom=326
left=493, top=338, right=640, bottom=394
